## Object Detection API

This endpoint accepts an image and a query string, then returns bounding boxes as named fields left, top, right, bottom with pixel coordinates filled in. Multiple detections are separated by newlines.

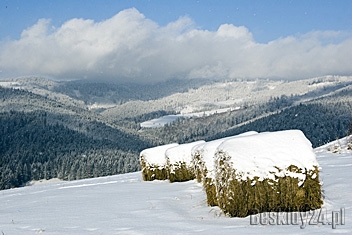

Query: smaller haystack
left=190, top=143, right=207, bottom=183
left=166, top=141, right=205, bottom=183
left=192, top=131, right=258, bottom=207
left=215, top=130, right=323, bottom=217
left=191, top=139, right=222, bottom=206
left=140, top=143, right=179, bottom=181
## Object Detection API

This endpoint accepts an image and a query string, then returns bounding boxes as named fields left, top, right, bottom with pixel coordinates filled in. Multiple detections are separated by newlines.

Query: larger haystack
left=192, top=131, right=258, bottom=207
left=166, top=141, right=205, bottom=183
left=215, top=130, right=323, bottom=217
left=140, top=143, right=179, bottom=181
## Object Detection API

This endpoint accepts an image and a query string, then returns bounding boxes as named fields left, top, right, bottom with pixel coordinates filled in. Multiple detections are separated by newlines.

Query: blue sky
left=0, top=0, right=351, bottom=82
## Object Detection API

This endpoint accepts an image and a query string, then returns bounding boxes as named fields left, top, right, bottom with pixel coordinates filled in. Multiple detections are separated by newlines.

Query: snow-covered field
left=140, top=107, right=239, bottom=128
left=1, top=138, right=351, bottom=234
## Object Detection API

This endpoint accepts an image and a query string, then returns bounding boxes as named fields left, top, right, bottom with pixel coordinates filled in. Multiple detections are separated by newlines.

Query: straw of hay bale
left=191, top=141, right=220, bottom=206
left=214, top=130, right=323, bottom=217
left=139, top=143, right=179, bottom=181
left=191, top=131, right=258, bottom=207
left=166, top=141, right=205, bottom=183
left=190, top=142, right=207, bottom=183
left=191, top=139, right=229, bottom=185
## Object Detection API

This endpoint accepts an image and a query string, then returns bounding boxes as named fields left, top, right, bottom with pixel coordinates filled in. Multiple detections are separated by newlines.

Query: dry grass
left=192, top=152, right=219, bottom=206
left=191, top=152, right=204, bottom=183
left=215, top=159, right=323, bottom=217
left=140, top=156, right=169, bottom=181
left=167, top=161, right=196, bottom=183
left=203, top=177, right=218, bottom=207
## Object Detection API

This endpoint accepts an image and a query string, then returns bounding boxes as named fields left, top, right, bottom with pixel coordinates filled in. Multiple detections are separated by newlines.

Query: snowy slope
left=140, top=107, right=237, bottom=128
left=1, top=138, right=351, bottom=234
left=103, top=75, right=352, bottom=121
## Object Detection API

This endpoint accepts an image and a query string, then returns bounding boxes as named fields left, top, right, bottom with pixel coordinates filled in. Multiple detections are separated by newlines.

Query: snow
left=166, top=141, right=206, bottom=166
left=140, top=115, right=181, bottom=128
left=87, top=103, right=117, bottom=110
left=1, top=137, right=351, bottom=234
left=140, top=107, right=239, bottom=128
left=26, top=178, right=63, bottom=186
left=140, top=143, right=179, bottom=166
left=216, top=130, right=318, bottom=184
left=0, top=81, right=21, bottom=88
left=308, top=81, right=336, bottom=88
left=193, top=131, right=258, bottom=179
left=315, top=136, right=352, bottom=154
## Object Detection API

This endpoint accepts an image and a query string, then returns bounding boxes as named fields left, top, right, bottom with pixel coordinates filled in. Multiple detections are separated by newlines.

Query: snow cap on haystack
left=200, top=131, right=259, bottom=180
left=140, top=143, right=179, bottom=181
left=215, top=130, right=323, bottom=217
left=166, top=140, right=206, bottom=182
left=192, top=131, right=258, bottom=206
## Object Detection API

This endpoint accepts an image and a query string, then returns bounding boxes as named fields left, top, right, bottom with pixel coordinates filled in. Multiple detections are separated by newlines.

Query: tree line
left=1, top=84, right=351, bottom=190
left=0, top=110, right=148, bottom=190
left=140, top=93, right=352, bottom=148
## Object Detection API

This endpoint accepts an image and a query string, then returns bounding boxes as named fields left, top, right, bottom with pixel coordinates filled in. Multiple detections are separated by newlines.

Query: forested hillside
left=1, top=76, right=351, bottom=190
left=140, top=87, right=352, bottom=148
left=0, top=110, right=149, bottom=189
left=54, top=78, right=210, bottom=105
left=0, top=86, right=151, bottom=190
left=211, top=101, right=352, bottom=147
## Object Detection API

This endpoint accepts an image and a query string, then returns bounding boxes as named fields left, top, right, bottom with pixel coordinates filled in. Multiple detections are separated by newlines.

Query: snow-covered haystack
left=166, top=141, right=206, bottom=183
left=140, top=143, right=179, bottom=181
left=191, top=143, right=208, bottom=184
left=191, top=132, right=258, bottom=207
left=215, top=130, right=323, bottom=217
left=191, top=139, right=222, bottom=206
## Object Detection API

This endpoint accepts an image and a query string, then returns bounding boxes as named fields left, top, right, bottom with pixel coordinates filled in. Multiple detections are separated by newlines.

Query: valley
left=0, top=75, right=351, bottom=189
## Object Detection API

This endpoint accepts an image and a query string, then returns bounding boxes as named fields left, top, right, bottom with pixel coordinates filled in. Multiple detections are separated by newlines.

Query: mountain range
left=0, top=75, right=351, bottom=189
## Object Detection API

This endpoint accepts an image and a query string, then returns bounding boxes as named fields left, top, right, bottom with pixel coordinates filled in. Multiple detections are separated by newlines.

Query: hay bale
left=191, top=131, right=258, bottom=207
left=166, top=141, right=205, bottom=183
left=191, top=140, right=220, bottom=206
left=140, top=143, right=179, bottom=181
left=190, top=142, right=207, bottom=183
left=215, top=130, right=323, bottom=217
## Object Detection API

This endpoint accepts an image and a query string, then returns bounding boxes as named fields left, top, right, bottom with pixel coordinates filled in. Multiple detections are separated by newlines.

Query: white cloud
left=21, top=18, right=51, bottom=39
left=0, top=8, right=351, bottom=82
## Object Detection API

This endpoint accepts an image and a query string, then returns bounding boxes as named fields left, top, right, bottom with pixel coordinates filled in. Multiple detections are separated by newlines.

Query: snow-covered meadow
left=0, top=137, right=351, bottom=234
left=140, top=107, right=237, bottom=128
